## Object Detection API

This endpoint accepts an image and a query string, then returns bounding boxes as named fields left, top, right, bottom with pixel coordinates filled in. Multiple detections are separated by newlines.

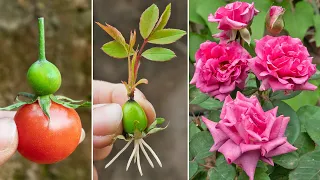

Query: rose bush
left=190, top=41, right=251, bottom=101
left=190, top=1, right=320, bottom=180
left=248, top=35, right=317, bottom=91
left=202, top=92, right=297, bottom=180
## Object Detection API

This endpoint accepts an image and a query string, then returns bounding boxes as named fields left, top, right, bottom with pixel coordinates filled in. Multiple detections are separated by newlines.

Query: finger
left=93, top=80, right=156, bottom=124
left=0, top=111, right=16, bottom=119
left=94, top=145, right=113, bottom=161
left=78, top=128, right=85, bottom=144
left=93, top=104, right=123, bottom=149
left=0, top=118, right=18, bottom=166
left=93, top=166, right=98, bottom=180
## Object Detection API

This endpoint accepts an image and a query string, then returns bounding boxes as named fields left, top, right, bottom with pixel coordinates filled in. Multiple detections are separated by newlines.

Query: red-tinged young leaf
left=101, top=41, right=128, bottom=59
left=148, top=29, right=186, bottom=44
left=135, top=78, right=148, bottom=86
left=129, top=30, right=136, bottom=51
left=154, top=3, right=171, bottom=31
left=139, top=4, right=159, bottom=39
left=142, top=47, right=176, bottom=61
left=96, top=22, right=126, bottom=47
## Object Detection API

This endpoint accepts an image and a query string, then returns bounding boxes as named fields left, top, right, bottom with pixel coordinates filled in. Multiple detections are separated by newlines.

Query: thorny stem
left=38, top=17, right=46, bottom=61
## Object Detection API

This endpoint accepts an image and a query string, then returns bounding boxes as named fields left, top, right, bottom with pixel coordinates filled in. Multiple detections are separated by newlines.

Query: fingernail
left=93, top=103, right=123, bottom=136
left=79, top=129, right=86, bottom=144
left=0, top=118, right=17, bottom=152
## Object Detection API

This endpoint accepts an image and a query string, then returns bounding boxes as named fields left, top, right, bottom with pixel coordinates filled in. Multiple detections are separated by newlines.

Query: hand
left=0, top=111, right=18, bottom=166
left=93, top=80, right=156, bottom=180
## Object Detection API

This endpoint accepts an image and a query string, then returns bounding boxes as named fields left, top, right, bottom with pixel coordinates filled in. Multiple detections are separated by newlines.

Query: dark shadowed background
left=0, top=0, right=91, bottom=179
left=93, top=0, right=188, bottom=179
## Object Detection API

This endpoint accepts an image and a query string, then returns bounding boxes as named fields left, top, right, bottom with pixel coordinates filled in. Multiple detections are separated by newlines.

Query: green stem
left=38, top=17, right=46, bottom=61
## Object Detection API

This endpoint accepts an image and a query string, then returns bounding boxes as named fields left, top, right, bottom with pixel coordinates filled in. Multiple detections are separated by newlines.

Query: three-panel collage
left=0, top=0, right=320, bottom=180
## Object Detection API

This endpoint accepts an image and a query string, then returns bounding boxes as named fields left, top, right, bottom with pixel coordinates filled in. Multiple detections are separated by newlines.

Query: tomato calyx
left=0, top=92, right=91, bottom=119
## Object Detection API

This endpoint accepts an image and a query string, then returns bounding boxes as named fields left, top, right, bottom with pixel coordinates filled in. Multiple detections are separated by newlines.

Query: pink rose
left=208, top=1, right=259, bottom=42
left=209, top=1, right=259, bottom=30
left=190, top=41, right=251, bottom=101
left=248, top=35, right=317, bottom=91
left=202, top=92, right=297, bottom=180
left=266, top=6, right=285, bottom=35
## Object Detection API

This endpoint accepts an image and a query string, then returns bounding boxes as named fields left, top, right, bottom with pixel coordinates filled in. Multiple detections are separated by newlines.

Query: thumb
left=0, top=118, right=18, bottom=166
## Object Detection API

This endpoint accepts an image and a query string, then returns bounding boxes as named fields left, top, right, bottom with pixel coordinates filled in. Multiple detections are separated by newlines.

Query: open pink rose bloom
left=248, top=35, right=317, bottom=91
left=208, top=1, right=259, bottom=41
left=202, top=92, right=297, bottom=180
left=190, top=41, right=250, bottom=101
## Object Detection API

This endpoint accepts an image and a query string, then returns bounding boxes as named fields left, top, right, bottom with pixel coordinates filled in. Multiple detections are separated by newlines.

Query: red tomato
left=14, top=101, right=82, bottom=164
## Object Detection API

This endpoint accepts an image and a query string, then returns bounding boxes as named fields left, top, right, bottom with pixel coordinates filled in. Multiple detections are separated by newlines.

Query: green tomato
left=27, top=60, right=61, bottom=96
left=122, top=100, right=148, bottom=134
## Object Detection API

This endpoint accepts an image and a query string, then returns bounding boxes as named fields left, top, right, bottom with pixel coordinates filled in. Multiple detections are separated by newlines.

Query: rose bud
left=266, top=6, right=285, bottom=35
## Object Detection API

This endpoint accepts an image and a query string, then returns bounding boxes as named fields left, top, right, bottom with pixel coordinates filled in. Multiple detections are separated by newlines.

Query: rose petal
left=218, top=139, right=242, bottom=163
left=261, top=137, right=287, bottom=156
left=265, top=141, right=297, bottom=157
left=234, top=150, right=260, bottom=180
left=240, top=143, right=261, bottom=153
left=260, top=157, right=274, bottom=166
left=202, top=116, right=229, bottom=151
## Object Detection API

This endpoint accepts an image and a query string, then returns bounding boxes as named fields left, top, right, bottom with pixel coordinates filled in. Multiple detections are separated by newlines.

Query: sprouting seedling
left=96, top=3, right=186, bottom=176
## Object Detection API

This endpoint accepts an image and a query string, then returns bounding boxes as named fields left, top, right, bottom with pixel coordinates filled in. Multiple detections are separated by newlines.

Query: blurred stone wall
left=0, top=0, right=91, bottom=179
left=94, top=0, right=188, bottom=179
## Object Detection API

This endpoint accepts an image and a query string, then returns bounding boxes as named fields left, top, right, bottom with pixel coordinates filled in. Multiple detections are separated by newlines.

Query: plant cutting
left=0, top=18, right=90, bottom=164
left=190, top=1, right=320, bottom=180
left=96, top=3, right=186, bottom=176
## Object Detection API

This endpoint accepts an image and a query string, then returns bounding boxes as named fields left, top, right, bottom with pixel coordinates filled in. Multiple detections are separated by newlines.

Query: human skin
left=93, top=80, right=156, bottom=180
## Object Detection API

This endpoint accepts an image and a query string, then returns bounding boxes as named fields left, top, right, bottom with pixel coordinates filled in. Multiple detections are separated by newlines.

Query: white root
left=105, top=140, right=132, bottom=168
left=141, top=139, right=162, bottom=167
left=137, top=143, right=143, bottom=176
left=126, top=140, right=139, bottom=171
left=139, top=140, right=154, bottom=168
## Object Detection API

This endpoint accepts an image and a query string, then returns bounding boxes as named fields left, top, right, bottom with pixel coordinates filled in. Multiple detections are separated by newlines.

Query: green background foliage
left=189, top=0, right=320, bottom=179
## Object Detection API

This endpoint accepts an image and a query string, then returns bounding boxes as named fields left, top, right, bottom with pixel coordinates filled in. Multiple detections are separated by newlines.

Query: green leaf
left=303, top=106, right=320, bottom=146
left=148, top=29, right=186, bottom=44
left=283, top=1, right=313, bottom=40
left=189, top=32, right=206, bottom=63
left=297, top=105, right=320, bottom=132
left=189, top=131, right=213, bottom=159
left=294, top=132, right=315, bottom=156
left=270, top=91, right=302, bottom=101
left=206, top=110, right=220, bottom=122
left=238, top=165, right=270, bottom=180
left=101, top=41, right=128, bottom=58
left=189, top=0, right=205, bottom=24
left=142, top=47, right=176, bottom=61
left=189, top=86, right=209, bottom=105
left=310, top=70, right=320, bottom=80
left=189, top=161, right=199, bottom=178
left=96, top=22, right=126, bottom=47
left=139, top=4, right=159, bottom=39
left=272, top=100, right=300, bottom=144
left=269, top=165, right=290, bottom=180
left=189, top=122, right=201, bottom=142
left=315, top=15, right=320, bottom=47
left=198, top=98, right=223, bottom=110
left=0, top=101, right=28, bottom=111
left=39, top=95, right=51, bottom=119
left=155, top=3, right=171, bottom=31
left=284, top=81, right=320, bottom=111
left=208, top=155, right=236, bottom=180
left=196, top=0, right=226, bottom=36
left=194, top=151, right=213, bottom=162
left=243, top=87, right=258, bottom=96
left=273, top=152, right=299, bottom=169
left=155, top=117, right=165, bottom=125
left=289, top=150, right=320, bottom=180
